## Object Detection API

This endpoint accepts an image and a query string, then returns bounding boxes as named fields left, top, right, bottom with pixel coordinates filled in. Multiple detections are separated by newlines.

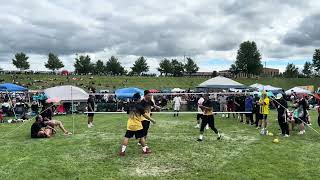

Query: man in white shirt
left=173, top=95, right=182, bottom=117
left=195, top=95, right=204, bottom=128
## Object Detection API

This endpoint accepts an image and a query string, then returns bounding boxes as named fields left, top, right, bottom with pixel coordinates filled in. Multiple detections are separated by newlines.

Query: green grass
left=1, top=110, right=320, bottom=179
left=1, top=74, right=320, bottom=90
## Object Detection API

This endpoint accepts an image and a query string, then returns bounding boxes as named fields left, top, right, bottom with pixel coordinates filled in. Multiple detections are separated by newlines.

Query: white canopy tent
left=44, top=85, right=89, bottom=102
left=250, top=84, right=282, bottom=91
left=171, top=88, right=186, bottom=92
left=250, top=83, right=263, bottom=89
left=285, top=87, right=311, bottom=95
left=197, top=76, right=246, bottom=90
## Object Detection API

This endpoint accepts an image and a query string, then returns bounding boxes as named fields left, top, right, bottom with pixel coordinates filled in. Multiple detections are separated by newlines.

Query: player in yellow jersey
left=259, top=91, right=270, bottom=135
left=119, top=93, right=156, bottom=156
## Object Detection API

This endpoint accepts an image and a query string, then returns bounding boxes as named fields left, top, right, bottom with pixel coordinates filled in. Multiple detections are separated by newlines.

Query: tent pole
left=71, top=86, right=75, bottom=135
left=7, top=90, right=17, bottom=120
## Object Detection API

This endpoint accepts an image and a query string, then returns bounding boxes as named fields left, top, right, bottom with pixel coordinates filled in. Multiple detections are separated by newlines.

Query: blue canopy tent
left=0, top=83, right=28, bottom=92
left=115, top=87, right=144, bottom=99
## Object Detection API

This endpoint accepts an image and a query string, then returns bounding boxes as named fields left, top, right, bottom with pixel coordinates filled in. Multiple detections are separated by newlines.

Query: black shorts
left=197, top=114, right=203, bottom=120
left=294, top=116, right=307, bottom=124
left=262, top=114, right=268, bottom=120
left=87, top=112, right=94, bottom=117
left=141, top=120, right=151, bottom=137
left=124, top=130, right=144, bottom=139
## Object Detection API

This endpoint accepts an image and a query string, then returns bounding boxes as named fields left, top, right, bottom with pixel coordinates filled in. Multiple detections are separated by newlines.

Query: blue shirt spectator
left=245, top=96, right=253, bottom=112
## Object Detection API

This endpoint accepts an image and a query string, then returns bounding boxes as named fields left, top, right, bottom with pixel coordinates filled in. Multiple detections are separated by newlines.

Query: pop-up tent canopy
left=44, top=85, right=89, bottom=102
left=0, top=83, right=28, bottom=92
left=250, top=83, right=263, bottom=89
left=250, top=84, right=282, bottom=91
left=285, top=87, right=311, bottom=95
left=171, top=88, right=185, bottom=92
left=115, top=87, right=144, bottom=99
left=197, top=76, right=246, bottom=90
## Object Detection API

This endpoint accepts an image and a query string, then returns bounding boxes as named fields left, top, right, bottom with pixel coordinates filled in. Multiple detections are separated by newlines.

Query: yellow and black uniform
left=140, top=99, right=154, bottom=137
left=259, top=97, right=270, bottom=120
left=200, top=99, right=219, bottom=134
left=124, top=102, right=145, bottom=139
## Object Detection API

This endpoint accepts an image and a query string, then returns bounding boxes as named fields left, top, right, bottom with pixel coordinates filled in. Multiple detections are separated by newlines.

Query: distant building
left=183, top=72, right=213, bottom=77
left=263, top=68, right=279, bottom=77
left=218, top=70, right=232, bottom=78
left=217, top=67, right=280, bottom=78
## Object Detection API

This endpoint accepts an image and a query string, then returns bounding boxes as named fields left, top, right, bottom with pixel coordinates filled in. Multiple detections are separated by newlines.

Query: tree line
left=5, top=41, right=320, bottom=78
left=8, top=52, right=199, bottom=76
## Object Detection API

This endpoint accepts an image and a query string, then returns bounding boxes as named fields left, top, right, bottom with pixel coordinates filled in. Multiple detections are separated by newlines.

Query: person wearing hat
left=119, top=93, right=156, bottom=156
left=275, top=93, right=289, bottom=137
left=259, top=91, right=270, bottom=135
left=139, top=90, right=161, bottom=144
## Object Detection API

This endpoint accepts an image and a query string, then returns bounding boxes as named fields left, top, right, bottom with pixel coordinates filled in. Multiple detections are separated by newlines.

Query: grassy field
left=0, top=110, right=320, bottom=179
left=1, top=74, right=320, bottom=90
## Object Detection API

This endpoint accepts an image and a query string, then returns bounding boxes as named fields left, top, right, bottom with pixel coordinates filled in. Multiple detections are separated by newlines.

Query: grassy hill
left=1, top=111, right=320, bottom=179
left=0, top=74, right=319, bottom=91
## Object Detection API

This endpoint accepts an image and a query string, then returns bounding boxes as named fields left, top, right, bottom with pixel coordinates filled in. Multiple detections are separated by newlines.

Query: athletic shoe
left=206, top=125, right=209, bottom=130
left=256, top=126, right=261, bottom=129
left=197, top=138, right=203, bottom=142
left=194, top=124, right=200, bottom=128
left=217, top=134, right=222, bottom=140
left=298, top=131, right=305, bottom=135
left=88, top=124, right=92, bottom=128
left=284, top=134, right=290, bottom=137
left=119, top=151, right=125, bottom=156
left=137, top=142, right=141, bottom=146
left=143, top=148, right=151, bottom=154
left=64, top=132, right=72, bottom=135
left=90, top=123, right=94, bottom=127
left=222, top=114, right=225, bottom=118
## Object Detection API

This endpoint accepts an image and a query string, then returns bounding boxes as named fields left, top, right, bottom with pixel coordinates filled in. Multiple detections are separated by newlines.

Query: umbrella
left=149, top=89, right=160, bottom=93
left=252, top=91, right=275, bottom=97
left=46, top=97, right=60, bottom=103
left=115, top=87, right=144, bottom=99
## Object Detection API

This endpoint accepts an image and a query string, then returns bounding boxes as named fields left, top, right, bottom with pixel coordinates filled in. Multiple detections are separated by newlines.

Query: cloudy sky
left=0, top=0, right=319, bottom=73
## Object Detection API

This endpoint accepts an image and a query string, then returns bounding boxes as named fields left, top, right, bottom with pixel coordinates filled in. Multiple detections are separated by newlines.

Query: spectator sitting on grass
left=31, top=115, right=72, bottom=138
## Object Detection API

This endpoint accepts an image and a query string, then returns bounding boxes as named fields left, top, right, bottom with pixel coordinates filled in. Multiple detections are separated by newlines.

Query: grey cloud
left=0, top=0, right=319, bottom=71
left=282, top=14, right=320, bottom=47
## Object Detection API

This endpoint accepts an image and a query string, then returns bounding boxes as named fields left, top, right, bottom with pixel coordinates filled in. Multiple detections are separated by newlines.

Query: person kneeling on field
left=119, top=93, right=156, bottom=156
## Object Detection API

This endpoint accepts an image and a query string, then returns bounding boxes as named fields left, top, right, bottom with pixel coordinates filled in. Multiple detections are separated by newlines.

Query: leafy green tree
left=106, top=56, right=126, bottom=75
left=184, top=57, right=199, bottom=75
left=229, top=64, right=239, bottom=76
left=312, top=49, right=320, bottom=75
left=233, top=41, right=263, bottom=77
left=94, top=60, right=106, bottom=75
left=283, top=63, right=299, bottom=78
left=12, top=52, right=30, bottom=70
left=74, top=55, right=93, bottom=75
left=131, top=56, right=149, bottom=75
left=45, top=53, right=64, bottom=71
left=157, top=58, right=172, bottom=76
left=171, top=59, right=184, bottom=77
left=302, top=61, right=312, bottom=77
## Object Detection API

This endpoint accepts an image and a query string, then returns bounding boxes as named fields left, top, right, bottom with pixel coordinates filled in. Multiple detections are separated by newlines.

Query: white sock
left=121, top=145, right=127, bottom=152
left=199, top=134, right=203, bottom=140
